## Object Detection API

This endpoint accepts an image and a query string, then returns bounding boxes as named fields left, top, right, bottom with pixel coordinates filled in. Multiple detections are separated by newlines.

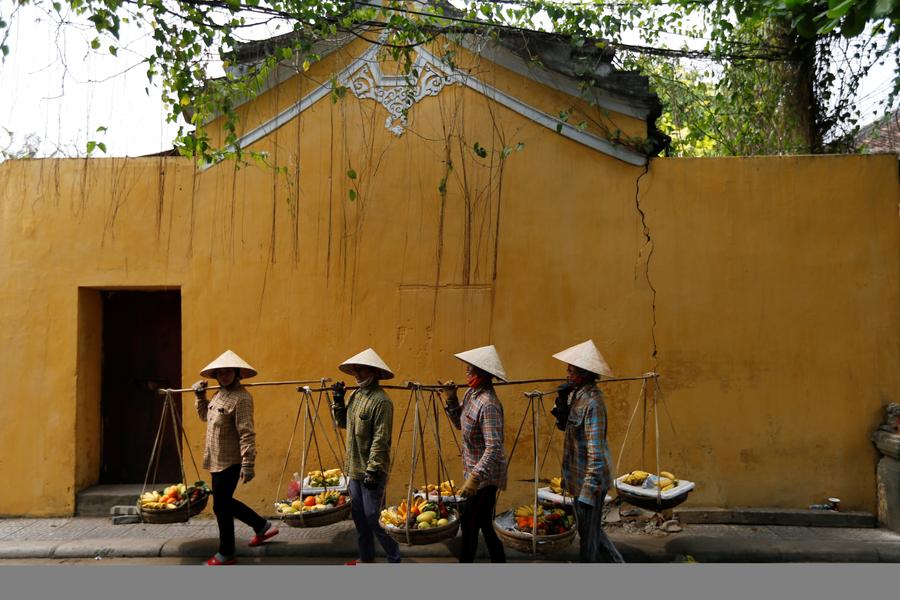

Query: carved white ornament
left=340, top=57, right=461, bottom=136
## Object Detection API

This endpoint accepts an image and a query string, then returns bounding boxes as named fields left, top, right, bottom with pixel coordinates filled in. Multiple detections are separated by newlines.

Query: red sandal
left=205, top=555, right=237, bottom=566
left=249, top=525, right=280, bottom=547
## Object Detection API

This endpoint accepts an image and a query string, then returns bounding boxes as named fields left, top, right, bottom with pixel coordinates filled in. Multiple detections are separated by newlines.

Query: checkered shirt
left=562, top=383, right=611, bottom=506
left=195, top=386, right=256, bottom=473
left=445, top=387, right=507, bottom=490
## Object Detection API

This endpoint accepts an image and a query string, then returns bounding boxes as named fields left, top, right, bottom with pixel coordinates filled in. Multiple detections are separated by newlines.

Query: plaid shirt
left=562, top=383, right=611, bottom=506
left=333, top=385, right=393, bottom=479
left=445, top=387, right=507, bottom=490
left=195, top=386, right=256, bottom=473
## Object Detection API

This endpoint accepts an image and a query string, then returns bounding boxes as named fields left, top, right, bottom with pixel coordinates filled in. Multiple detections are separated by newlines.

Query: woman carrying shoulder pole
left=440, top=344, right=508, bottom=563
left=191, top=350, right=278, bottom=566
left=330, top=348, right=402, bottom=565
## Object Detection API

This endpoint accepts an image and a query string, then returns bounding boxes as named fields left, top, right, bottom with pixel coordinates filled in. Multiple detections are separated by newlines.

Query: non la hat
left=552, top=339, right=614, bottom=377
left=339, top=348, right=395, bottom=381
left=200, top=349, right=258, bottom=379
left=454, top=345, right=508, bottom=382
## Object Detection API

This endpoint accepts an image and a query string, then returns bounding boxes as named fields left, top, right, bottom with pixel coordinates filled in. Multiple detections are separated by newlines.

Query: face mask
left=466, top=373, right=486, bottom=388
left=355, top=374, right=375, bottom=388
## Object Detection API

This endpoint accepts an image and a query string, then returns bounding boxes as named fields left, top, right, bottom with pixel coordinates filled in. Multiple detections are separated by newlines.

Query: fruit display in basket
left=276, top=490, right=347, bottom=514
left=380, top=497, right=453, bottom=529
left=140, top=483, right=194, bottom=510
left=307, top=468, right=344, bottom=487
left=621, top=470, right=680, bottom=491
left=415, top=480, right=458, bottom=497
left=512, top=505, right=574, bottom=536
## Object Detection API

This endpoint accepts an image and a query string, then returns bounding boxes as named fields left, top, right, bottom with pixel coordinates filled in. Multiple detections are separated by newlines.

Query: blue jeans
left=348, top=474, right=401, bottom=563
left=574, top=497, right=624, bottom=563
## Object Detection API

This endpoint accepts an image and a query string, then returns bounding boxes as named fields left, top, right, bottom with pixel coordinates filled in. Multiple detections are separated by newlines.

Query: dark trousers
left=574, top=498, right=624, bottom=563
left=348, top=474, right=401, bottom=563
left=211, top=464, right=267, bottom=557
left=459, top=485, right=506, bottom=563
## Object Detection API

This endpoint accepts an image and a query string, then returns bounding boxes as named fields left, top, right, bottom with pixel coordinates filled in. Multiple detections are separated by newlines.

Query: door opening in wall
left=99, top=290, right=182, bottom=484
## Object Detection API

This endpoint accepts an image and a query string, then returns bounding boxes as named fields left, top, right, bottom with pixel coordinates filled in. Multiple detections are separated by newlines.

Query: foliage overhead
left=0, top=0, right=897, bottom=160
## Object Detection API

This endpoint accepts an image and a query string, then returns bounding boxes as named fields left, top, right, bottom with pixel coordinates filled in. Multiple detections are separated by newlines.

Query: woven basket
left=383, top=511, right=460, bottom=545
left=188, top=493, right=209, bottom=517
left=281, top=500, right=352, bottom=528
left=138, top=501, right=191, bottom=524
left=492, top=510, right=576, bottom=555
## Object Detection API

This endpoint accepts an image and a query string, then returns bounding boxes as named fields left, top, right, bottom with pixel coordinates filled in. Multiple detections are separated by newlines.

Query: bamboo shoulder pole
left=159, top=378, right=330, bottom=395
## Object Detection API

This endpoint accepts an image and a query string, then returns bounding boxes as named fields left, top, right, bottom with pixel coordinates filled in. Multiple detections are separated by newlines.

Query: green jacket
left=333, top=385, right=393, bottom=479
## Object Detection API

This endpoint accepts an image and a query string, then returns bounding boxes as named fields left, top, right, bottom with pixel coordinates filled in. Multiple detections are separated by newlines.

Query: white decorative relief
left=340, top=56, right=462, bottom=136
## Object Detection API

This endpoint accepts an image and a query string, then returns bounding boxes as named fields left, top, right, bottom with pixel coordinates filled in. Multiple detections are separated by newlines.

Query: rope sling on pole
left=613, top=373, right=694, bottom=513
left=139, top=392, right=207, bottom=522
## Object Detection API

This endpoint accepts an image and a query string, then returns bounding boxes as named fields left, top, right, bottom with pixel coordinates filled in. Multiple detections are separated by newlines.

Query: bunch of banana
left=421, top=480, right=458, bottom=496
left=307, top=468, right=343, bottom=487
left=316, top=490, right=342, bottom=505
left=380, top=507, right=404, bottom=527
left=622, top=470, right=651, bottom=486
left=621, top=470, right=680, bottom=491
left=548, top=476, right=564, bottom=495
left=656, top=472, right=679, bottom=492
left=514, top=504, right=544, bottom=518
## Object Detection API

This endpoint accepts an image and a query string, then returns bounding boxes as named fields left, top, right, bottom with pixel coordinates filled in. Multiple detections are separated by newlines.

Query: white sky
left=0, top=1, right=895, bottom=158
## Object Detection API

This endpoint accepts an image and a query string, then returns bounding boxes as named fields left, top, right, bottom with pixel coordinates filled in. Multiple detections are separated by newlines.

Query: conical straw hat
left=200, top=349, right=258, bottom=379
left=551, top=340, right=613, bottom=377
left=339, top=348, right=395, bottom=381
left=454, top=345, right=508, bottom=382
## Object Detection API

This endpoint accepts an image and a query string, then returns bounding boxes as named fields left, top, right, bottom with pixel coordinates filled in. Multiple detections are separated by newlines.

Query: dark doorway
left=100, top=290, right=182, bottom=484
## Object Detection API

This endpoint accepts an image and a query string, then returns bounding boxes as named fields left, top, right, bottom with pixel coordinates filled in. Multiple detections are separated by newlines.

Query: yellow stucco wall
left=1, top=42, right=898, bottom=517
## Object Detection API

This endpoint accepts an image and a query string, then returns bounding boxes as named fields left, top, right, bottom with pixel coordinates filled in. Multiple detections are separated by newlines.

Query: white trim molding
left=202, top=40, right=647, bottom=170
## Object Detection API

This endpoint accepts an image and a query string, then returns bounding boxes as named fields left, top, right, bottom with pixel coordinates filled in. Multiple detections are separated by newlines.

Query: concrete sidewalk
left=3, top=516, right=900, bottom=563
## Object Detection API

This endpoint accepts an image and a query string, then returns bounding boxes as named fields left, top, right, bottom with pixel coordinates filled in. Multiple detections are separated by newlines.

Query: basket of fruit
left=614, top=470, right=695, bottom=511
left=275, top=490, right=351, bottom=528
left=138, top=483, right=207, bottom=524
left=380, top=497, right=460, bottom=545
left=413, top=480, right=466, bottom=505
left=301, top=468, right=349, bottom=494
left=493, top=505, right=576, bottom=555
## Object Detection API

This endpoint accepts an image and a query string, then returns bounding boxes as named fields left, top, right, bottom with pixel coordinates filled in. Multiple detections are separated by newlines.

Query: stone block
left=876, top=456, right=900, bottom=533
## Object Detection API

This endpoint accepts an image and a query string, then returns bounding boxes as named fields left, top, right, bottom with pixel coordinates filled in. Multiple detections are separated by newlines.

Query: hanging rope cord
left=273, top=382, right=349, bottom=526
left=613, top=373, right=685, bottom=510
left=497, top=373, right=662, bottom=553
left=141, top=391, right=203, bottom=506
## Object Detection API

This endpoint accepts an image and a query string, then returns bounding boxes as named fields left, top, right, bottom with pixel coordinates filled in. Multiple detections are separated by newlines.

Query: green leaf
left=97, top=142, right=107, bottom=153
left=86, top=141, right=97, bottom=153
left=825, top=0, right=855, bottom=19
left=348, top=189, right=357, bottom=201
left=90, top=38, right=100, bottom=50
left=555, top=122, right=563, bottom=134
left=109, top=45, right=117, bottom=56
left=96, top=126, right=107, bottom=133
left=347, top=168, right=357, bottom=179
left=873, top=0, right=897, bottom=17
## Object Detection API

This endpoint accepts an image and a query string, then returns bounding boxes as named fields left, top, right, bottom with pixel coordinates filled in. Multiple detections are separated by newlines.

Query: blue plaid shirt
left=445, top=387, right=507, bottom=490
left=562, top=383, right=611, bottom=506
